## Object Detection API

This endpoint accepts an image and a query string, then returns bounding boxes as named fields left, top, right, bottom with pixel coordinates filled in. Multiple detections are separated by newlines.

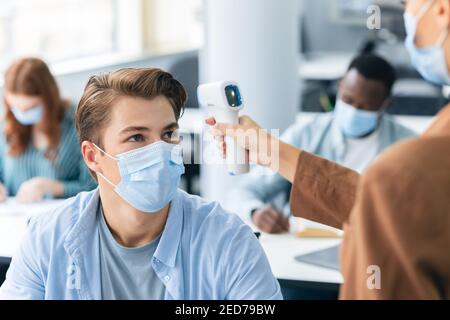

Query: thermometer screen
left=224, top=85, right=242, bottom=107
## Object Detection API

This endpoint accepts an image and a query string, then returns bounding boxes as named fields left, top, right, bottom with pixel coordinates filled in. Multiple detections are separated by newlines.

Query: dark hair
left=347, top=54, right=396, bottom=98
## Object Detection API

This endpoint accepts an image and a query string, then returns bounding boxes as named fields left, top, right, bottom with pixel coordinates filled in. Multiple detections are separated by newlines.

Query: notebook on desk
left=294, top=245, right=340, bottom=271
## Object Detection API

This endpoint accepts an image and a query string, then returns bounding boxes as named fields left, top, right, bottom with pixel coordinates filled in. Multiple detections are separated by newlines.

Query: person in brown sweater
left=207, top=0, right=450, bottom=299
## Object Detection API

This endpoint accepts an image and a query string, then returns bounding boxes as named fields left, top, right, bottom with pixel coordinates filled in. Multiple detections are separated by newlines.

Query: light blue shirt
left=0, top=188, right=282, bottom=300
left=97, top=205, right=165, bottom=300
left=228, top=112, right=417, bottom=222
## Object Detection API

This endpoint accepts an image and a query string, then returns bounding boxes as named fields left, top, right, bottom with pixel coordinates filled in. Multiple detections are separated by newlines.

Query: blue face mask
left=334, top=99, right=380, bottom=138
left=404, top=0, right=450, bottom=85
left=95, top=140, right=185, bottom=213
left=10, top=105, right=44, bottom=125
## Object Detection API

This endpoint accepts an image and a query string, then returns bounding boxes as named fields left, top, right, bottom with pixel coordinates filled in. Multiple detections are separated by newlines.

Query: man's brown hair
left=76, top=67, right=186, bottom=147
left=76, top=67, right=187, bottom=179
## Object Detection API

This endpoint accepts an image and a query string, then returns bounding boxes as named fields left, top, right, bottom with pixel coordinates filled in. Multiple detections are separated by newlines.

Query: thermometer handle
left=211, top=109, right=250, bottom=175
left=226, top=136, right=250, bottom=175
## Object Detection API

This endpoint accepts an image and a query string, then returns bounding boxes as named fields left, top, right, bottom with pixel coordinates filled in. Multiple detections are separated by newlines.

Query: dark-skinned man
left=229, top=54, right=416, bottom=234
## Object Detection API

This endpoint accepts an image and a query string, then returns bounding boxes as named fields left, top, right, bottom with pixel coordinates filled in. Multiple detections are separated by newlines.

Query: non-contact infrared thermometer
left=198, top=81, right=250, bottom=175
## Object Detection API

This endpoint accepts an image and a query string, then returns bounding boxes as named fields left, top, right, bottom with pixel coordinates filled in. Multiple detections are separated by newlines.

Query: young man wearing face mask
left=229, top=54, right=416, bottom=234
left=0, top=68, right=282, bottom=300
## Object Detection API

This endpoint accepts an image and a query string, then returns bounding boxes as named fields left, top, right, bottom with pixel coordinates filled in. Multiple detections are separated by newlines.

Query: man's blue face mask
left=95, top=140, right=185, bottom=213
left=334, top=99, right=381, bottom=138
left=404, top=0, right=450, bottom=85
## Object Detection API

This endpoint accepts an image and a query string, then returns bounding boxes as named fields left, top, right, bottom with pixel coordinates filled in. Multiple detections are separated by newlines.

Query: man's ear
left=81, top=141, right=101, bottom=174
left=437, top=0, right=450, bottom=29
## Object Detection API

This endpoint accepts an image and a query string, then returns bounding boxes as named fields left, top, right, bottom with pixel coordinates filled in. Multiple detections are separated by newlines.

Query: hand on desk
left=252, top=207, right=290, bottom=234
left=16, top=177, right=63, bottom=203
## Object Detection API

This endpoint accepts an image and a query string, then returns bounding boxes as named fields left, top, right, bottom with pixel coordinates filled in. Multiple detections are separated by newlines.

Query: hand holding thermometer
left=198, top=81, right=250, bottom=175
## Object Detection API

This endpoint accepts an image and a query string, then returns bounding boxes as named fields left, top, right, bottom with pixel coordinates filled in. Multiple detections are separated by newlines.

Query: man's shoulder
left=383, top=114, right=418, bottom=138
left=28, top=190, right=98, bottom=240
left=286, top=112, right=333, bottom=132
left=178, top=190, right=245, bottom=225
left=175, top=190, right=281, bottom=300
left=177, top=190, right=253, bottom=239
left=281, top=112, right=334, bottom=144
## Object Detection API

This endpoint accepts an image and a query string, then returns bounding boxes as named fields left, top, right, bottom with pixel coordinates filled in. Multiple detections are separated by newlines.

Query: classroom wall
left=300, top=0, right=369, bottom=53
left=56, top=50, right=199, bottom=108
left=0, top=50, right=199, bottom=109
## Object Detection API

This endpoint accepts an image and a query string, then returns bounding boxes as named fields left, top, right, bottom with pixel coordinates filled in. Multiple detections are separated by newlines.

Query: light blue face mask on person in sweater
left=95, top=140, right=185, bottom=213
left=404, top=0, right=450, bottom=85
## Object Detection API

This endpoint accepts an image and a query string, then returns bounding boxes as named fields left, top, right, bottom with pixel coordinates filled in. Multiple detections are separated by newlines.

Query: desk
left=259, top=233, right=342, bottom=295
left=0, top=199, right=64, bottom=258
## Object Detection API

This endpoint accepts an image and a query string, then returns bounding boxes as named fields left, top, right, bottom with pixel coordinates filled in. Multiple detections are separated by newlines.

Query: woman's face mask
left=10, top=105, right=44, bottom=126
left=94, top=140, right=185, bottom=213
left=404, top=0, right=450, bottom=85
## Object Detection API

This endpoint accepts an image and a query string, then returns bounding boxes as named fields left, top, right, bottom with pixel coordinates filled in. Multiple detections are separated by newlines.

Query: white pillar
left=200, top=0, right=300, bottom=206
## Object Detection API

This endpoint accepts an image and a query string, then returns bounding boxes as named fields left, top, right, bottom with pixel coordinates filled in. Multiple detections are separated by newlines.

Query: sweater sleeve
left=290, top=151, right=360, bottom=229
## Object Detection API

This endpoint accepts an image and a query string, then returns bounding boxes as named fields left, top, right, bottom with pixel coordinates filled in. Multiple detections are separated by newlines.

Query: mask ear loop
left=92, top=143, right=119, bottom=188
left=93, top=143, right=119, bottom=161
left=436, top=29, right=449, bottom=47
left=97, top=172, right=117, bottom=188
left=415, top=0, right=449, bottom=48
left=416, top=0, right=435, bottom=21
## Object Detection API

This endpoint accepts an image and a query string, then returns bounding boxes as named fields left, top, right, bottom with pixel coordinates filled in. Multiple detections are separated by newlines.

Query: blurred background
left=0, top=0, right=447, bottom=300
left=0, top=0, right=445, bottom=198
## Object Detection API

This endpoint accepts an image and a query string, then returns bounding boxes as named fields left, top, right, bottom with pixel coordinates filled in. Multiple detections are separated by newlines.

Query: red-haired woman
left=0, top=57, right=96, bottom=203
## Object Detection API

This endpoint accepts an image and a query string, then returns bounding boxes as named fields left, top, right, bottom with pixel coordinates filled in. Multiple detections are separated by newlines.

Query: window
left=0, top=0, right=118, bottom=71
left=0, top=0, right=203, bottom=73
left=143, top=0, right=203, bottom=54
